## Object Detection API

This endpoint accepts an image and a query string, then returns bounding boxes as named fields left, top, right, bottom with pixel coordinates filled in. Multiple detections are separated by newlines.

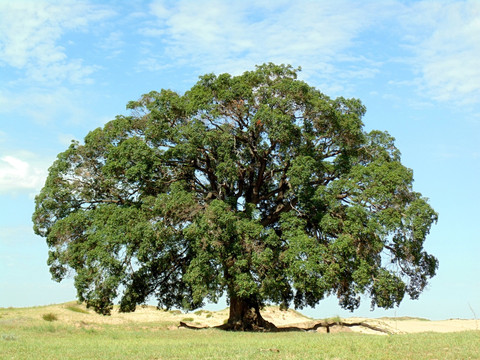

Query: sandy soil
left=2, top=302, right=478, bottom=335
left=374, top=318, right=479, bottom=334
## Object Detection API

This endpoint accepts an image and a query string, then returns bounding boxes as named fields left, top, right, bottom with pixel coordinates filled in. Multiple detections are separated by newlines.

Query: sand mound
left=2, top=302, right=478, bottom=334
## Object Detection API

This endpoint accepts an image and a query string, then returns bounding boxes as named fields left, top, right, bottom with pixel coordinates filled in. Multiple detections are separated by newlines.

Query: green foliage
left=42, top=313, right=58, bottom=322
left=33, top=63, right=438, bottom=319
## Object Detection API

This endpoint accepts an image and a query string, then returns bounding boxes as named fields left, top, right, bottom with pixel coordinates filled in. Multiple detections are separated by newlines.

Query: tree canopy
left=33, top=63, right=438, bottom=330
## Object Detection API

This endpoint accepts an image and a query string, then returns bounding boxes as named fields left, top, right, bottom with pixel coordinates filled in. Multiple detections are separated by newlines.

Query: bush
left=42, top=313, right=58, bottom=322
left=181, top=317, right=194, bottom=322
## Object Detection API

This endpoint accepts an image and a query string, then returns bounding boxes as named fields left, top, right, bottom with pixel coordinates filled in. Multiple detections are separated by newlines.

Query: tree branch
left=260, top=198, right=298, bottom=227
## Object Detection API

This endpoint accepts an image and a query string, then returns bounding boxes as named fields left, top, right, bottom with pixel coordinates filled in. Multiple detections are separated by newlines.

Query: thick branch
left=260, top=198, right=298, bottom=227
left=252, top=157, right=267, bottom=203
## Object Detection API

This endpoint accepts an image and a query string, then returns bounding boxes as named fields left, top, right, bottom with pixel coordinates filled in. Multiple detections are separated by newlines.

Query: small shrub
left=42, top=313, right=58, bottom=322
left=195, top=310, right=212, bottom=316
left=206, top=314, right=212, bottom=318
left=181, top=317, right=194, bottom=322
left=324, top=316, right=342, bottom=324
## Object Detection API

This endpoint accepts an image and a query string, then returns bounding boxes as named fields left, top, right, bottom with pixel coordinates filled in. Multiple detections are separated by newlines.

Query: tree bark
left=219, top=296, right=276, bottom=331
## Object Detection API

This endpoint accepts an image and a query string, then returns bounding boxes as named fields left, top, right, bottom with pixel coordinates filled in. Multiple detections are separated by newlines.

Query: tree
left=33, top=63, right=438, bottom=331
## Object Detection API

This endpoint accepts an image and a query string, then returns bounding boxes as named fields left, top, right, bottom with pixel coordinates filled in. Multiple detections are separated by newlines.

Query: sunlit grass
left=1, top=319, right=479, bottom=359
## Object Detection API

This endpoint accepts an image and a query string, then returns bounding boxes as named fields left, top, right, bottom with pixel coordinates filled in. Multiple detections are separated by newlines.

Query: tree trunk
left=220, top=296, right=276, bottom=331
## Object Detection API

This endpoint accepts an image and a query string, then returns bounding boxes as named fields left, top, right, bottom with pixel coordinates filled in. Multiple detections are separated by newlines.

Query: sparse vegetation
left=65, top=304, right=89, bottom=314
left=194, top=310, right=212, bottom=316
left=381, top=316, right=431, bottom=322
left=181, top=317, right=194, bottom=322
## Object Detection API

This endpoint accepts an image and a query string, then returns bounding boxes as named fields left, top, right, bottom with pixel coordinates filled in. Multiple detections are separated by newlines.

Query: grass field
left=1, top=304, right=479, bottom=360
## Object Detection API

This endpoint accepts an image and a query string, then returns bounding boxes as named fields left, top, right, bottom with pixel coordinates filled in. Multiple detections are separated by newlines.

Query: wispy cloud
left=0, top=0, right=113, bottom=85
left=96, top=31, right=125, bottom=58
left=0, top=87, right=91, bottom=126
left=140, top=0, right=382, bottom=91
left=400, top=0, right=480, bottom=104
left=137, top=0, right=480, bottom=105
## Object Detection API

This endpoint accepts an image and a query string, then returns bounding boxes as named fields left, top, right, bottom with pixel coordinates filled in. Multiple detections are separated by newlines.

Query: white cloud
left=401, top=0, right=480, bottom=104
left=27, top=59, right=100, bottom=85
left=0, top=0, right=113, bottom=85
left=0, top=154, right=48, bottom=195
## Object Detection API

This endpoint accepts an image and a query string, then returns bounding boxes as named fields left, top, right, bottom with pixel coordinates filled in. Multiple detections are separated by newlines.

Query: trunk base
left=218, top=297, right=277, bottom=331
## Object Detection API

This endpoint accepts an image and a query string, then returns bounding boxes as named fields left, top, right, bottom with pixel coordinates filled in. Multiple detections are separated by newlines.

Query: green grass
left=1, top=319, right=479, bottom=359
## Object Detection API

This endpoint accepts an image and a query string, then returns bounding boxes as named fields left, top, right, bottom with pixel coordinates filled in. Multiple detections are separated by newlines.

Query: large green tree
left=33, top=64, right=438, bottom=330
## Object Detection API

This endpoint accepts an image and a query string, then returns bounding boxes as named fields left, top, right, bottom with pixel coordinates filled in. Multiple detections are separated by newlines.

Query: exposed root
left=215, top=318, right=277, bottom=332
left=179, top=320, right=277, bottom=332
left=178, top=321, right=209, bottom=330
left=178, top=319, right=393, bottom=334
left=286, top=320, right=393, bottom=334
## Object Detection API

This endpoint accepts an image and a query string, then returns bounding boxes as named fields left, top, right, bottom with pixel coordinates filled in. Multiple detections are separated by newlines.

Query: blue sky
left=1, top=0, right=479, bottom=320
